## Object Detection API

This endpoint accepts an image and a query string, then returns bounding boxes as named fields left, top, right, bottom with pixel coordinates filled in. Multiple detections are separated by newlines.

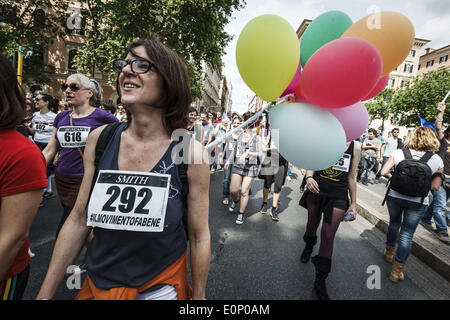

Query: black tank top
left=313, top=141, right=355, bottom=199
left=86, top=123, right=187, bottom=289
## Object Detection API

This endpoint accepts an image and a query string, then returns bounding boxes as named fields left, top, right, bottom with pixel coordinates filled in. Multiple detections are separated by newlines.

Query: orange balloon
left=341, top=11, right=415, bottom=77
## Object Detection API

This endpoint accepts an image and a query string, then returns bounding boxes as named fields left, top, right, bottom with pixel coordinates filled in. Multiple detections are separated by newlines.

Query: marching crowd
left=0, top=38, right=449, bottom=301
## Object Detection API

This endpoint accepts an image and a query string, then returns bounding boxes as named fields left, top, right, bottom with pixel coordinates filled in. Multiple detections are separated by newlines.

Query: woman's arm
left=381, top=156, right=396, bottom=179
left=435, top=103, right=446, bottom=141
left=347, top=142, right=361, bottom=214
left=0, top=189, right=43, bottom=280
left=36, top=126, right=106, bottom=299
left=431, top=168, right=444, bottom=191
left=42, top=128, right=59, bottom=165
left=305, top=170, right=319, bottom=193
left=187, top=139, right=211, bottom=300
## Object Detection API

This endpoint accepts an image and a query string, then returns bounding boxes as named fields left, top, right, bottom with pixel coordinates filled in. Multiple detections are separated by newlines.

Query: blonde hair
left=404, top=126, right=440, bottom=152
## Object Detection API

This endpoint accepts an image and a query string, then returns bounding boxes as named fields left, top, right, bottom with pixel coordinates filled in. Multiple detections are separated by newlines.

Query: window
left=0, top=4, right=17, bottom=24
left=409, top=50, right=416, bottom=57
left=418, top=64, right=421, bottom=70
left=388, top=78, right=395, bottom=87
left=32, top=8, right=46, bottom=28
left=401, top=80, right=410, bottom=89
left=66, top=8, right=85, bottom=36
left=426, top=60, right=434, bottom=67
left=403, top=64, right=413, bottom=73
left=439, top=55, right=448, bottom=63
left=68, top=49, right=77, bottom=71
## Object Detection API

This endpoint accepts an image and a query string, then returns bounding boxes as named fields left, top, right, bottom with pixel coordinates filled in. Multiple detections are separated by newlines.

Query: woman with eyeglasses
left=37, top=39, right=210, bottom=300
left=41, top=74, right=118, bottom=238
left=0, top=53, right=47, bottom=300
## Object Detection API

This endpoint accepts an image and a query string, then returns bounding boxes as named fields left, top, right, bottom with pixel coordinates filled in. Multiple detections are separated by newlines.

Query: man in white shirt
left=375, top=128, right=403, bottom=182
left=357, top=128, right=381, bottom=185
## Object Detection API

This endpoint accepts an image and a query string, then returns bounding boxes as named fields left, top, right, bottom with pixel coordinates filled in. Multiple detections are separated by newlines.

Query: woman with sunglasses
left=42, top=74, right=118, bottom=238
left=29, top=93, right=57, bottom=200
left=37, top=39, right=210, bottom=300
left=0, top=53, right=47, bottom=300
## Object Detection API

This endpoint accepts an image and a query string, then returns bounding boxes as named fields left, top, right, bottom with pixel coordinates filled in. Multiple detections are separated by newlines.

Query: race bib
left=34, top=121, right=51, bottom=133
left=87, top=170, right=171, bottom=233
left=236, top=143, right=248, bottom=159
left=332, top=153, right=352, bottom=172
left=57, top=126, right=90, bottom=148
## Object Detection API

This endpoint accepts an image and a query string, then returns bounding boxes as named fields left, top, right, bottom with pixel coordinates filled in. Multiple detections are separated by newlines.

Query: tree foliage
left=390, top=68, right=450, bottom=127
left=1, top=0, right=246, bottom=100
left=0, top=0, right=67, bottom=84
left=71, top=0, right=245, bottom=100
left=365, top=88, right=396, bottom=131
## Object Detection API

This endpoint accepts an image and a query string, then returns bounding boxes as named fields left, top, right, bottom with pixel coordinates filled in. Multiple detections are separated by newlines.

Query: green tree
left=390, top=69, right=450, bottom=127
left=71, top=0, right=245, bottom=100
left=365, top=88, right=397, bottom=132
left=0, top=0, right=67, bottom=85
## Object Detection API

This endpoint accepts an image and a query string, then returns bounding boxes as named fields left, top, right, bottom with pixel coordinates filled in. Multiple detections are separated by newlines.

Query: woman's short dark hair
left=368, top=128, right=377, bottom=135
left=0, top=53, right=25, bottom=129
left=116, top=39, right=191, bottom=134
left=188, top=107, right=197, bottom=115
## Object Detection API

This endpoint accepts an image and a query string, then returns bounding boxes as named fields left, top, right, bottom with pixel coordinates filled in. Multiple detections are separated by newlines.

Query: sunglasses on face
left=34, top=97, right=42, bottom=102
left=113, top=58, right=155, bottom=74
left=61, top=83, right=83, bottom=91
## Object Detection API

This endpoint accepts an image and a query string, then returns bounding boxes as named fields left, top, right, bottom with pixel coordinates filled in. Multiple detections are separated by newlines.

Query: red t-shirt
left=0, top=129, right=47, bottom=281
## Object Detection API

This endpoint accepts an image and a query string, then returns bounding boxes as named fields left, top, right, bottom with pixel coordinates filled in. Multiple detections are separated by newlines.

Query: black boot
left=300, top=234, right=317, bottom=263
left=311, top=255, right=332, bottom=300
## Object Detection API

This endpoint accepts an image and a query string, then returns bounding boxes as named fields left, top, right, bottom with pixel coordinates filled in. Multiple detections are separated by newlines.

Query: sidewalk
left=356, top=178, right=450, bottom=282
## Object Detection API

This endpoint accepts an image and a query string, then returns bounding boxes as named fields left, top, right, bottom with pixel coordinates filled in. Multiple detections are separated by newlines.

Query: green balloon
left=300, top=11, right=353, bottom=67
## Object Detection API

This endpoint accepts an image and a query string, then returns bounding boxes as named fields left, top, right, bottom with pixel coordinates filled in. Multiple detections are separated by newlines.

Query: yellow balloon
left=236, top=14, right=300, bottom=101
left=341, top=11, right=415, bottom=77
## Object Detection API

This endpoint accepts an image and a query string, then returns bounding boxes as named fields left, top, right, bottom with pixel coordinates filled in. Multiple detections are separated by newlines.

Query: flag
left=418, top=115, right=435, bottom=131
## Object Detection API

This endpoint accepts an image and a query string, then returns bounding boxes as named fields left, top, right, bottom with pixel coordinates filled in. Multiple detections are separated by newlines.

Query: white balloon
left=269, top=103, right=346, bottom=170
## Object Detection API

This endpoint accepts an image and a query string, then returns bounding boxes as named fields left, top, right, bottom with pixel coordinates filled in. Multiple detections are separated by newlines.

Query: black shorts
left=0, top=265, right=30, bottom=300
left=263, top=164, right=287, bottom=193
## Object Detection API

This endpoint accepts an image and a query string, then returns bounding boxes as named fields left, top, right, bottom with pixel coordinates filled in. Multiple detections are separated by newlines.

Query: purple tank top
left=53, top=109, right=118, bottom=178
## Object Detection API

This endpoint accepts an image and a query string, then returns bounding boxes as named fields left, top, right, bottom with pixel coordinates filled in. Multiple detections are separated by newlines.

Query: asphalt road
left=23, top=168, right=450, bottom=300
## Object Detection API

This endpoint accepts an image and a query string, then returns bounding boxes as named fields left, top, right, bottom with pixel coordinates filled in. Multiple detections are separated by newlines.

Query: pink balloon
left=362, top=75, right=389, bottom=101
left=300, top=37, right=382, bottom=108
left=325, top=101, right=369, bottom=141
left=280, top=61, right=302, bottom=97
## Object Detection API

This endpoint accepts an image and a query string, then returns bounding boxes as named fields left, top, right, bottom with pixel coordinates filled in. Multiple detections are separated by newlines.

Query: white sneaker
left=28, top=248, right=35, bottom=258
left=235, top=214, right=244, bottom=225
left=229, top=201, right=238, bottom=213
left=286, top=176, right=292, bottom=181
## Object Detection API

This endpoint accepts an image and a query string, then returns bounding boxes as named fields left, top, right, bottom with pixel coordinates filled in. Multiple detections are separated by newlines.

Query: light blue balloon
left=269, top=103, right=347, bottom=170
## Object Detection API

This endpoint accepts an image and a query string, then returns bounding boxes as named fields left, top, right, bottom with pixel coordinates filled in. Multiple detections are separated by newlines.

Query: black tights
left=305, top=201, right=347, bottom=259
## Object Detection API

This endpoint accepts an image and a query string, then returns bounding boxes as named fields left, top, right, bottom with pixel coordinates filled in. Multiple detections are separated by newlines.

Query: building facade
left=218, top=75, right=233, bottom=114
left=10, top=3, right=118, bottom=102
left=417, top=45, right=450, bottom=76
left=192, top=61, right=222, bottom=113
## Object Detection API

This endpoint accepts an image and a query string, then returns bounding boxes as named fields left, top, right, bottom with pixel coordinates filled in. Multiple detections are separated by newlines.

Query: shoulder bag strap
left=70, top=112, right=85, bottom=160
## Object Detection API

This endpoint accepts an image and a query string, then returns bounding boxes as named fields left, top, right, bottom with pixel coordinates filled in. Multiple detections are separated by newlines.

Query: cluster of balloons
left=236, top=11, right=415, bottom=170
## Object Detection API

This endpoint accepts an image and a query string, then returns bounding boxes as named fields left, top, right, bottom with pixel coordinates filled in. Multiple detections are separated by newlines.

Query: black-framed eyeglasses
left=61, top=83, right=83, bottom=92
left=113, top=58, right=155, bottom=74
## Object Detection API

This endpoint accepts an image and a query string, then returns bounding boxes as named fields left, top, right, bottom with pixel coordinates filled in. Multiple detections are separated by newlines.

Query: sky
left=222, top=0, right=450, bottom=114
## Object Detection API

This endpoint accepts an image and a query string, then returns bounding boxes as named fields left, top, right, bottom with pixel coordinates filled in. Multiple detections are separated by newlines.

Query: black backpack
left=92, top=122, right=190, bottom=235
left=382, top=148, right=433, bottom=206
